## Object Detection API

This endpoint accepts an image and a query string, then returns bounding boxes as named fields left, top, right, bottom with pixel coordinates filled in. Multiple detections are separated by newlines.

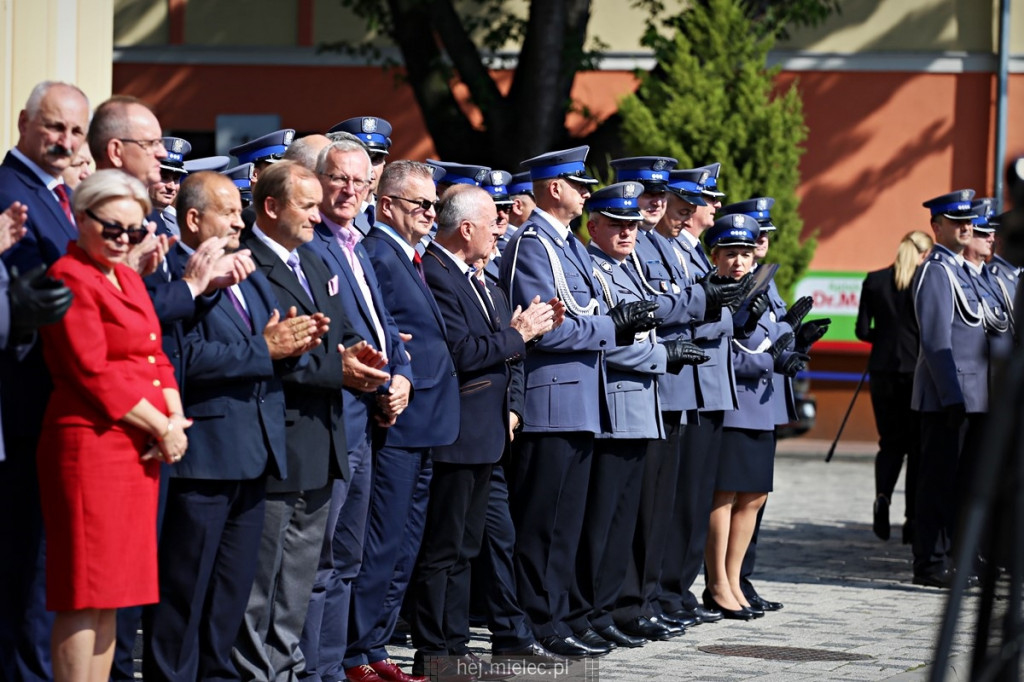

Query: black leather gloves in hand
left=609, top=299, right=660, bottom=346
left=734, top=291, right=770, bottom=338
left=698, top=271, right=753, bottom=321
left=783, top=295, right=813, bottom=328
left=778, top=351, right=810, bottom=377
left=663, top=339, right=710, bottom=374
left=795, top=318, right=831, bottom=352
left=769, top=332, right=794, bottom=362
left=9, top=265, right=73, bottom=338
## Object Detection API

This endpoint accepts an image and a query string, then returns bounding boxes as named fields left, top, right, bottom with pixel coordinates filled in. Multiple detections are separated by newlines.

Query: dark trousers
left=568, top=439, right=647, bottom=632
left=869, top=372, right=920, bottom=518
left=143, top=477, right=266, bottom=682
left=613, top=414, right=682, bottom=623
left=411, top=462, right=493, bottom=655
left=509, top=432, right=593, bottom=639
left=658, top=411, right=723, bottom=613
left=913, top=411, right=984, bottom=576
left=343, top=446, right=432, bottom=669
left=472, top=464, right=534, bottom=652
left=300, top=438, right=374, bottom=682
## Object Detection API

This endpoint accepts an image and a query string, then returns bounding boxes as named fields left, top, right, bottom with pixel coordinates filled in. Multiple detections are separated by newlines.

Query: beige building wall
left=1, top=0, right=114, bottom=154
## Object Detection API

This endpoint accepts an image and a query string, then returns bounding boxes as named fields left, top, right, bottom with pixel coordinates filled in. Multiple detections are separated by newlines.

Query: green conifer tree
left=619, top=0, right=815, bottom=298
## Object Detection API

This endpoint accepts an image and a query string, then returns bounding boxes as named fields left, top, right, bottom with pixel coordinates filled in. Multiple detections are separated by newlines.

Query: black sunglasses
left=387, top=195, right=439, bottom=212
left=85, top=209, right=149, bottom=244
left=368, top=152, right=388, bottom=165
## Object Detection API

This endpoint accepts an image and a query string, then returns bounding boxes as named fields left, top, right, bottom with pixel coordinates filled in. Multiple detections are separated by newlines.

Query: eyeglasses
left=160, top=169, right=185, bottom=183
left=320, top=173, right=369, bottom=192
left=118, top=138, right=165, bottom=154
left=85, top=209, right=149, bottom=244
left=387, top=195, right=439, bottom=212
left=368, top=152, right=387, bottom=165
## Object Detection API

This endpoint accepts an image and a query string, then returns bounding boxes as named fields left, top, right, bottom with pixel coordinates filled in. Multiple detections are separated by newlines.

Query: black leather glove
left=770, top=332, right=794, bottom=362
left=734, top=291, right=770, bottom=338
left=9, top=265, right=73, bottom=338
left=783, top=295, right=813, bottom=328
left=698, top=271, right=753, bottom=320
left=795, top=317, right=831, bottom=352
left=609, top=299, right=660, bottom=346
left=779, top=351, right=810, bottom=377
left=943, top=403, right=967, bottom=430
left=663, top=339, right=710, bottom=374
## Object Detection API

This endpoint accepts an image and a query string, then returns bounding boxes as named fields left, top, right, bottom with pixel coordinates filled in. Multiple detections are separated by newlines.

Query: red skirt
left=37, top=423, right=161, bottom=610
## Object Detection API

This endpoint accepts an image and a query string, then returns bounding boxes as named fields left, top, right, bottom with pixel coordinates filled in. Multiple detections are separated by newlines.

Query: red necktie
left=54, top=184, right=74, bottom=226
left=412, top=251, right=427, bottom=286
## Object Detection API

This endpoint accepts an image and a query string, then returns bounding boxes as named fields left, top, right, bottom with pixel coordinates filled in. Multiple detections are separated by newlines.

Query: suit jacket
left=588, top=246, right=665, bottom=440
left=0, top=152, right=78, bottom=444
left=423, top=243, right=525, bottom=464
left=911, top=244, right=989, bottom=413
left=674, top=232, right=737, bottom=413
left=498, top=211, right=616, bottom=433
left=855, top=266, right=919, bottom=374
left=306, top=221, right=412, bottom=449
left=175, top=272, right=288, bottom=481
left=242, top=230, right=356, bottom=491
left=362, top=227, right=460, bottom=449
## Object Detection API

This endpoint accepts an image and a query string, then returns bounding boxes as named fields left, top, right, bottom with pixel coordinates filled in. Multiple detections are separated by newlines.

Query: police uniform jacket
left=988, top=254, right=1018, bottom=316
left=911, top=244, right=989, bottom=413
left=589, top=245, right=666, bottom=440
left=762, top=277, right=798, bottom=425
left=499, top=208, right=616, bottom=433
left=722, top=316, right=776, bottom=433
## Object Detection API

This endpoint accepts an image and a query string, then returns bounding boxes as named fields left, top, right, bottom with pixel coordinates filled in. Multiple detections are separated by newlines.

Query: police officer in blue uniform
left=230, top=129, right=295, bottom=229
left=222, top=163, right=255, bottom=210
left=498, top=146, right=659, bottom=657
left=912, top=189, right=988, bottom=588
left=147, top=136, right=191, bottom=237
left=506, top=171, right=536, bottom=236
left=988, top=211, right=1019, bottom=320
left=963, top=199, right=1013, bottom=362
left=480, top=170, right=513, bottom=285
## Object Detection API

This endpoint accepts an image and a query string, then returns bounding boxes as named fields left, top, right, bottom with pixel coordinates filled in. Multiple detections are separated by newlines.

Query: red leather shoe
left=368, top=659, right=429, bottom=682
left=345, top=664, right=386, bottom=682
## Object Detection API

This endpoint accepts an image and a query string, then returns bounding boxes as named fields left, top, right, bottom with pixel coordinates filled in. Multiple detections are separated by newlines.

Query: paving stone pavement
left=387, top=439, right=979, bottom=681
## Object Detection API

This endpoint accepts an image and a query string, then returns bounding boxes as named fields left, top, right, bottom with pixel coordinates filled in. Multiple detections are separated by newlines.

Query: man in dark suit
left=412, top=185, right=559, bottom=678
left=300, top=138, right=405, bottom=682
left=143, top=171, right=325, bottom=681
left=231, top=161, right=367, bottom=680
left=344, top=160, right=461, bottom=682
left=0, top=80, right=89, bottom=682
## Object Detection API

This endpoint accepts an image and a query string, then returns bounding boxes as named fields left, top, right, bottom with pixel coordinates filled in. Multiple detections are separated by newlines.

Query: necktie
left=286, top=252, right=315, bottom=302
left=412, top=251, right=427, bottom=286
left=364, top=203, right=376, bottom=227
left=226, top=286, right=252, bottom=331
left=53, top=184, right=74, bottom=226
left=469, top=271, right=498, bottom=327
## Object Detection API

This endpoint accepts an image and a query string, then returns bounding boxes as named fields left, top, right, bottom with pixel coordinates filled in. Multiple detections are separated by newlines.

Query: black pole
left=824, top=365, right=868, bottom=463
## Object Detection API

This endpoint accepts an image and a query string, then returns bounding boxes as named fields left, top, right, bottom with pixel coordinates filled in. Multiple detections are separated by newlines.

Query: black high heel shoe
left=702, top=589, right=755, bottom=621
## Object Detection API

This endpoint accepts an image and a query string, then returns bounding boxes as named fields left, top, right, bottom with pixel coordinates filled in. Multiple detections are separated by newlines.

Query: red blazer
left=41, top=242, right=177, bottom=429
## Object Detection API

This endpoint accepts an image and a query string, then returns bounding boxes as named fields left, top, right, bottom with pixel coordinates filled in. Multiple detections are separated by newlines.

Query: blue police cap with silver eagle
left=704, top=214, right=759, bottom=250
left=426, top=160, right=491, bottom=187
left=159, top=137, right=192, bottom=174
left=970, top=197, right=996, bottom=231
left=229, top=129, right=295, bottom=165
left=695, top=162, right=726, bottom=199
left=610, top=156, right=678, bottom=192
left=923, top=189, right=975, bottom=220
left=183, top=155, right=232, bottom=174
left=719, top=197, right=776, bottom=232
left=585, top=182, right=644, bottom=221
left=507, top=171, right=533, bottom=196
left=481, top=170, right=514, bottom=205
left=328, top=116, right=393, bottom=155
left=521, top=145, right=598, bottom=184
left=666, top=169, right=709, bottom=206
left=222, top=163, right=255, bottom=198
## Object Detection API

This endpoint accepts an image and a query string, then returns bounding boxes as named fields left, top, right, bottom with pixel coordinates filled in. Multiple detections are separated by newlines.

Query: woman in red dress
left=37, top=170, right=190, bottom=682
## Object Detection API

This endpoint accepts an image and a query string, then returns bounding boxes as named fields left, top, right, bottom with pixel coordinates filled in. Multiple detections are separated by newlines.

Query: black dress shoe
left=912, top=568, right=954, bottom=588
left=663, top=610, right=700, bottom=628
left=491, top=641, right=567, bottom=667
left=595, top=624, right=646, bottom=648
left=749, top=594, right=784, bottom=611
left=537, top=635, right=608, bottom=658
left=873, top=495, right=891, bottom=541
left=742, top=602, right=765, bottom=618
left=692, top=605, right=723, bottom=623
left=616, top=616, right=673, bottom=641
left=648, top=614, right=686, bottom=636
left=574, top=627, right=616, bottom=652
left=702, top=590, right=755, bottom=621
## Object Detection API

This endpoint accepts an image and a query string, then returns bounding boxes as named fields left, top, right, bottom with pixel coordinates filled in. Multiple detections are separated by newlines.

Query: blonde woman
left=855, top=230, right=933, bottom=543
